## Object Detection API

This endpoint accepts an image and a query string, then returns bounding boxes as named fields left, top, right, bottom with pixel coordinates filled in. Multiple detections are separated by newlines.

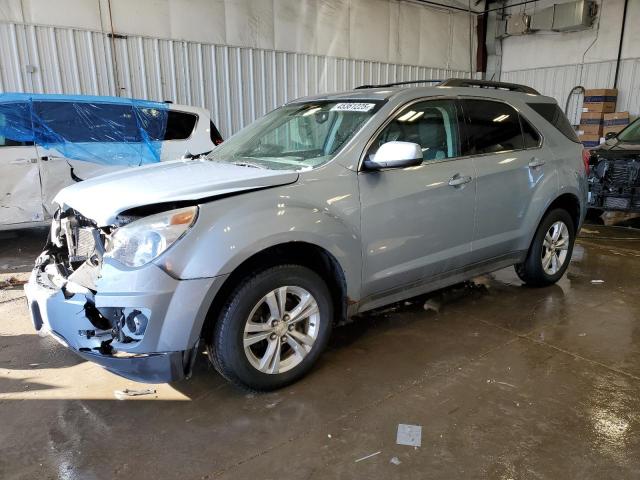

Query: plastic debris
left=355, top=451, right=381, bottom=463
left=114, top=388, right=156, bottom=400
left=390, top=456, right=402, bottom=465
left=423, top=299, right=440, bottom=313
left=397, top=424, right=422, bottom=447
left=591, top=279, right=605, bottom=284
left=578, top=332, right=587, bottom=337
left=327, top=434, right=332, bottom=439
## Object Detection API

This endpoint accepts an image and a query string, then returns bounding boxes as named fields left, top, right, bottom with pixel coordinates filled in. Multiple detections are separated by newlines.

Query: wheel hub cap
left=541, top=221, right=570, bottom=275
left=243, top=285, right=320, bottom=375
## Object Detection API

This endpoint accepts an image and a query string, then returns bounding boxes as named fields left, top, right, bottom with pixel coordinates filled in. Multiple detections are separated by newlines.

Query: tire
left=515, top=209, right=575, bottom=287
left=208, top=265, right=333, bottom=391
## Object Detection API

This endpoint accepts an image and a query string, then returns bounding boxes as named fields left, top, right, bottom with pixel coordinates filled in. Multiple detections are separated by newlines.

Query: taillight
left=582, top=149, right=590, bottom=174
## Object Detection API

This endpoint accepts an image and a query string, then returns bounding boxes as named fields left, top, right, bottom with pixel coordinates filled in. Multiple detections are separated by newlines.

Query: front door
left=359, top=98, right=476, bottom=298
left=0, top=105, right=44, bottom=226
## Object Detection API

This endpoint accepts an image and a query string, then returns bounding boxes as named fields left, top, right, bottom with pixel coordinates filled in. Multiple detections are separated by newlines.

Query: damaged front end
left=588, top=152, right=640, bottom=212
left=25, top=208, right=203, bottom=383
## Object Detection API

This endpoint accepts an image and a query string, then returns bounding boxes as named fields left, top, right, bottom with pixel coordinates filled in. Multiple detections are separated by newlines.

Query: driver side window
left=369, top=99, right=461, bottom=162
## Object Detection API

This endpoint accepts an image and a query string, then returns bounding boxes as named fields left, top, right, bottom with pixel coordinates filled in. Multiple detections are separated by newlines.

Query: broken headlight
left=104, top=206, right=198, bottom=267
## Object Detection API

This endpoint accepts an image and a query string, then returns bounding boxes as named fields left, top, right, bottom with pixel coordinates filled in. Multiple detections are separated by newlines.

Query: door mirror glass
left=364, top=141, right=423, bottom=169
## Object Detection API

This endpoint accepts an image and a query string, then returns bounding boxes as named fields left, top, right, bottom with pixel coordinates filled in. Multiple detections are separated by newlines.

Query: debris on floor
left=114, top=388, right=156, bottom=400
left=591, top=279, right=605, bottom=284
left=396, top=424, right=422, bottom=447
left=423, top=299, right=440, bottom=313
left=390, top=456, right=402, bottom=465
left=1, top=276, right=27, bottom=289
left=354, top=451, right=381, bottom=463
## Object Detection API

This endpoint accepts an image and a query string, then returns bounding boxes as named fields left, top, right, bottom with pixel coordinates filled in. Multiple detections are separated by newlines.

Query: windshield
left=617, top=118, right=640, bottom=143
left=206, top=100, right=384, bottom=170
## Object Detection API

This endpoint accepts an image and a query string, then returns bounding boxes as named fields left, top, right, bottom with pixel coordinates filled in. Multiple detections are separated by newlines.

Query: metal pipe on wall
left=613, top=0, right=629, bottom=89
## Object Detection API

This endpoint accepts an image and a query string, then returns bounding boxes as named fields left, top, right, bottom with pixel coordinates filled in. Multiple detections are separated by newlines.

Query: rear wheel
left=515, top=209, right=575, bottom=287
left=208, top=265, right=332, bottom=391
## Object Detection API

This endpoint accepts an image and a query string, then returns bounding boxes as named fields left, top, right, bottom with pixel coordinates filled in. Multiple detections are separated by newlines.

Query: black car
left=588, top=118, right=640, bottom=212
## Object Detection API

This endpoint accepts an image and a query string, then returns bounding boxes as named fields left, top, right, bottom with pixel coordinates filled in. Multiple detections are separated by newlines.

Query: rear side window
left=461, top=99, right=524, bottom=155
left=527, top=102, right=580, bottom=143
left=164, top=111, right=197, bottom=140
left=521, top=115, right=542, bottom=149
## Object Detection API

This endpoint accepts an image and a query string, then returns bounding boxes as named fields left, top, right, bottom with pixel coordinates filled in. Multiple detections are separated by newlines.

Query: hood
left=594, top=139, right=640, bottom=156
left=54, top=159, right=299, bottom=226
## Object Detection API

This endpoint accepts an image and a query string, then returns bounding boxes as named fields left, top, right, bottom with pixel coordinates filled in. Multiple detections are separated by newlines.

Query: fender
left=156, top=170, right=363, bottom=302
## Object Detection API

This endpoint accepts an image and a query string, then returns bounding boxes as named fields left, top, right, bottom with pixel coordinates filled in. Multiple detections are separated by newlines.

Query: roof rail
left=438, top=78, right=540, bottom=95
left=354, top=79, right=442, bottom=89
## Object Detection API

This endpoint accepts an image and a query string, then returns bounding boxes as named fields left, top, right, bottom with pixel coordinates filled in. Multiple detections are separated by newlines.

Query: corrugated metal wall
left=501, top=58, right=640, bottom=125
left=0, top=21, right=474, bottom=138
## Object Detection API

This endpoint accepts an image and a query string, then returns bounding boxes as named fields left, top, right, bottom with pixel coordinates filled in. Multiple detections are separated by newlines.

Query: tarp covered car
left=0, top=93, right=222, bottom=229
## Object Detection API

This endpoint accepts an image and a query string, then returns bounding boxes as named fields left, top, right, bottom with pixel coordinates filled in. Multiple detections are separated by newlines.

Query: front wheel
left=208, top=265, right=333, bottom=391
left=515, top=209, right=575, bottom=287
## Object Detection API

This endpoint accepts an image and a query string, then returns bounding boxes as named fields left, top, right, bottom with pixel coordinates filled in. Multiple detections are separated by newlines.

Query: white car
left=0, top=93, right=223, bottom=230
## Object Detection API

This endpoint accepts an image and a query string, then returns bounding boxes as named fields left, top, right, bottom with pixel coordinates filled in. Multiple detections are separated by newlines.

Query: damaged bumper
left=24, top=254, right=222, bottom=383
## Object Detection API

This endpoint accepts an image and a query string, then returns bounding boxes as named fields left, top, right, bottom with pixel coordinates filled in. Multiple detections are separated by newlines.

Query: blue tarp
left=0, top=93, right=169, bottom=166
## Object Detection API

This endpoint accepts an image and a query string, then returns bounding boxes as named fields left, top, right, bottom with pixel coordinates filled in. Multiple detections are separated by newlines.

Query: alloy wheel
left=541, top=220, right=570, bottom=275
left=243, top=286, right=320, bottom=374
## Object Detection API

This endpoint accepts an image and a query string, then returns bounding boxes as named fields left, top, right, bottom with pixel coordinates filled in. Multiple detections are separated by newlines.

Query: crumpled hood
left=54, top=159, right=299, bottom=226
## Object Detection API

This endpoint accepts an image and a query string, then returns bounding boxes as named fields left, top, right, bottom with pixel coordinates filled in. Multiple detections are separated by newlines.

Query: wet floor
left=1, top=226, right=640, bottom=479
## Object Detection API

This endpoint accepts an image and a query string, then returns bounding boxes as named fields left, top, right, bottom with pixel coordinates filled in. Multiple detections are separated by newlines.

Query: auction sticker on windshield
left=331, top=103, right=376, bottom=112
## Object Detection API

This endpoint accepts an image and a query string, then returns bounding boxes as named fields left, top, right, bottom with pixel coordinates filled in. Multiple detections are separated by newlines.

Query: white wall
left=499, top=0, right=640, bottom=118
left=0, top=0, right=477, bottom=137
left=0, top=0, right=476, bottom=71
left=501, top=0, right=638, bottom=72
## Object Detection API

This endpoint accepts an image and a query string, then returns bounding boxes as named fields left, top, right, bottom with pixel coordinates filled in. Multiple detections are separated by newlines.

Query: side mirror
left=363, top=141, right=423, bottom=170
left=605, top=131, right=618, bottom=141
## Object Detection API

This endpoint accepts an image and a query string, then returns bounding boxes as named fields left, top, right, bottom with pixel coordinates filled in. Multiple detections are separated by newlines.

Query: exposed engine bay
left=34, top=209, right=149, bottom=355
left=588, top=153, right=640, bottom=212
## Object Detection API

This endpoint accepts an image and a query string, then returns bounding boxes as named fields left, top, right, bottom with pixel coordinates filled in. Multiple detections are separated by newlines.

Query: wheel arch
left=200, top=241, right=349, bottom=344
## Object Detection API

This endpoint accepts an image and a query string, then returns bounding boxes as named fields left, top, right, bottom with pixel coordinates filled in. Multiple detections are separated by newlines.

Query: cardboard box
left=580, top=134, right=602, bottom=148
left=583, top=88, right=617, bottom=114
left=579, top=124, right=603, bottom=136
left=603, top=111, right=630, bottom=126
left=584, top=88, right=618, bottom=102
left=583, top=102, right=616, bottom=113
left=580, top=111, right=605, bottom=125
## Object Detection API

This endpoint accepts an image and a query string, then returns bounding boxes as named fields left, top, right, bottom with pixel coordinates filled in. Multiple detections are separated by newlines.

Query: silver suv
left=25, top=79, right=588, bottom=390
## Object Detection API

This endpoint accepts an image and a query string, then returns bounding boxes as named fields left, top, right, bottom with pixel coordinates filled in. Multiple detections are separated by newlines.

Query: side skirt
left=354, top=252, right=526, bottom=314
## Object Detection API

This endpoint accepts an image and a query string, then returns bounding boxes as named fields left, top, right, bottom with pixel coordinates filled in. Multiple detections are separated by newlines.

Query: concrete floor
left=1, top=226, right=640, bottom=479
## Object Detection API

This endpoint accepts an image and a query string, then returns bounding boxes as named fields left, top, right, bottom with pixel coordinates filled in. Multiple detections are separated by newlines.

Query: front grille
left=69, top=228, right=97, bottom=263
left=604, top=196, right=630, bottom=210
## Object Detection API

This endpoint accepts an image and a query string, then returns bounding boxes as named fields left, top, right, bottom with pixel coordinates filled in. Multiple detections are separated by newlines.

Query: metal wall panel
left=501, top=59, right=640, bottom=125
left=0, top=21, right=474, bottom=138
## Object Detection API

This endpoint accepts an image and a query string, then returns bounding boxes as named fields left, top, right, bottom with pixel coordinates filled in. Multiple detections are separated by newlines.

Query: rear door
left=460, top=98, right=547, bottom=262
left=0, top=104, right=45, bottom=226
left=359, top=98, right=477, bottom=298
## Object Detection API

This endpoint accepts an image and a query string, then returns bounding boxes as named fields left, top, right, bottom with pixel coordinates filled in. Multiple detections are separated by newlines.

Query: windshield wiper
left=231, top=160, right=266, bottom=169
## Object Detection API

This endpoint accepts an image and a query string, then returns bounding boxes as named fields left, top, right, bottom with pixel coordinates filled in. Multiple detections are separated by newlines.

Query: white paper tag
left=331, top=102, right=376, bottom=112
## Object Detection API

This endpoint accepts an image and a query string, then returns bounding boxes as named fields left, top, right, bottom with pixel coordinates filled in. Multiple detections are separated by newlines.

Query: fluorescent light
left=493, top=114, right=510, bottom=122
left=303, top=107, right=322, bottom=116
left=398, top=110, right=417, bottom=122
left=407, top=111, right=424, bottom=122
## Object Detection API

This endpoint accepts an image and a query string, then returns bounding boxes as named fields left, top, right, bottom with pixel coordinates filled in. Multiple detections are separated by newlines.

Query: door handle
left=448, top=174, right=472, bottom=187
left=528, top=157, right=545, bottom=168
